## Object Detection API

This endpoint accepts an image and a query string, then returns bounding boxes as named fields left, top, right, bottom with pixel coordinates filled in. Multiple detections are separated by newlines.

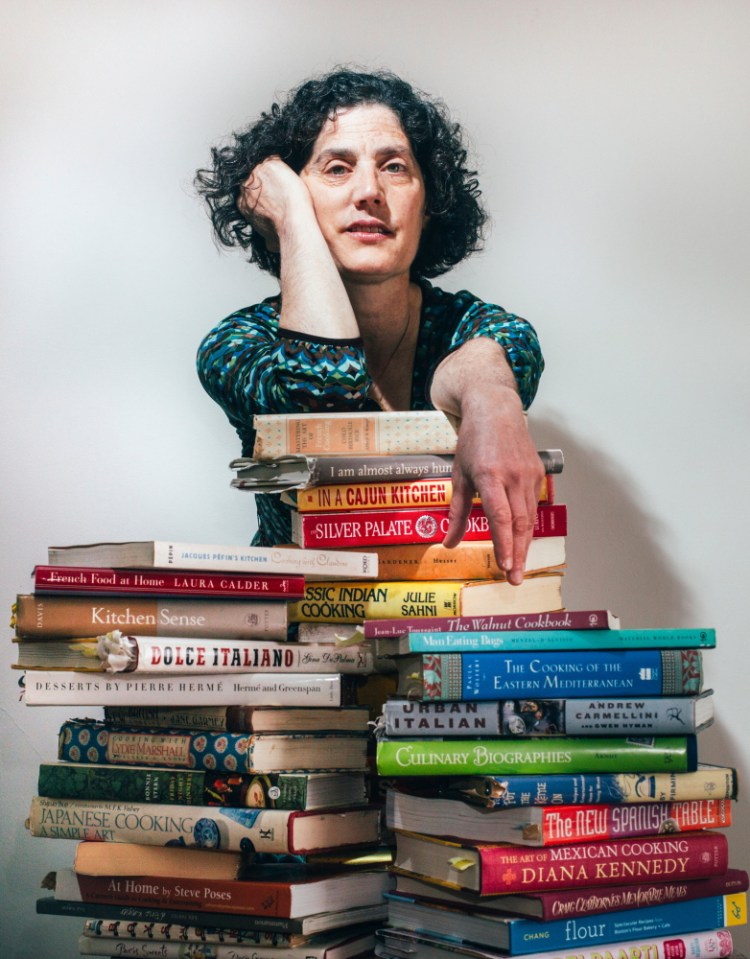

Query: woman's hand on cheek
left=239, top=157, right=314, bottom=253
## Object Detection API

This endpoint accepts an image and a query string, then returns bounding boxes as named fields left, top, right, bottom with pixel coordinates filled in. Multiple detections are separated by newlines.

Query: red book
left=392, top=829, right=729, bottom=895
left=292, top=503, right=567, bottom=549
left=32, top=566, right=306, bottom=599
left=53, top=865, right=389, bottom=918
left=363, top=609, right=619, bottom=639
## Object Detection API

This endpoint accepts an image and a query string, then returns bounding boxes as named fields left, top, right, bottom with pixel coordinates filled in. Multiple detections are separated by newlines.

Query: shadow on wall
left=530, top=416, right=692, bottom=629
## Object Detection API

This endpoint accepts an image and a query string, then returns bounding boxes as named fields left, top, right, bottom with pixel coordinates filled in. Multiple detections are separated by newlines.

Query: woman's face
left=300, top=103, right=427, bottom=285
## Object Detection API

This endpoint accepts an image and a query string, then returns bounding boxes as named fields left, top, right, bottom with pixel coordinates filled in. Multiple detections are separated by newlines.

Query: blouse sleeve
left=439, top=296, right=544, bottom=410
left=196, top=301, right=370, bottom=451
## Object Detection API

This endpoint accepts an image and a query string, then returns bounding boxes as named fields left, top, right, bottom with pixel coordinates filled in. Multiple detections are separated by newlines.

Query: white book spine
left=22, top=671, right=345, bottom=706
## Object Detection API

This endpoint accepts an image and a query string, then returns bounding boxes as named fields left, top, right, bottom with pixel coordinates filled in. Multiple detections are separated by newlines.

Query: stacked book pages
left=15, top=538, right=391, bottom=959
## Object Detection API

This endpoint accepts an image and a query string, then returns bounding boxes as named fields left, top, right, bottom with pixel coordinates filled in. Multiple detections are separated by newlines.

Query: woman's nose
left=352, top=164, right=383, bottom=205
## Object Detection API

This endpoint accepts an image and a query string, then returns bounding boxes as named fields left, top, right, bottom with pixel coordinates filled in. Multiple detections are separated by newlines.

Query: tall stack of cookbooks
left=236, top=409, right=746, bottom=959
left=14, top=538, right=394, bottom=959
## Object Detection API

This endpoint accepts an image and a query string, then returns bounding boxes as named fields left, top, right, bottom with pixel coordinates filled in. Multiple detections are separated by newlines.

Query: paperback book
left=363, top=609, right=620, bottom=639
left=102, top=705, right=371, bottom=734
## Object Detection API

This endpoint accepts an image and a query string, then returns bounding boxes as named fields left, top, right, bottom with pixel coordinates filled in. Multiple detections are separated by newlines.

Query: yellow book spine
left=288, top=581, right=463, bottom=623
left=294, top=477, right=550, bottom=513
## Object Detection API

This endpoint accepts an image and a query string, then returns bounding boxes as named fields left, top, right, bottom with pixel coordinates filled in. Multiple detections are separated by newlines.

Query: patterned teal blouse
left=197, top=279, right=544, bottom=546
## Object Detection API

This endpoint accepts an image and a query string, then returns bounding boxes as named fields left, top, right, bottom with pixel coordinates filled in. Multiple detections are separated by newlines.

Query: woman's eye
left=384, top=161, right=407, bottom=173
left=325, top=163, right=350, bottom=176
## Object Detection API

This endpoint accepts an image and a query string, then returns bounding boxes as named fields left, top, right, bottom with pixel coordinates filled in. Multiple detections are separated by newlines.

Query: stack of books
left=371, top=616, right=746, bottom=959
left=240, top=409, right=568, bottom=639
left=15, top=538, right=392, bottom=959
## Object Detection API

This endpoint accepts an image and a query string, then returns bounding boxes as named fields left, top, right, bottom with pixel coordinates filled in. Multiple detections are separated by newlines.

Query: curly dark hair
left=195, top=68, right=487, bottom=279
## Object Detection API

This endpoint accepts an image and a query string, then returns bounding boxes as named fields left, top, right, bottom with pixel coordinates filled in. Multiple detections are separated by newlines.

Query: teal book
left=377, top=627, right=715, bottom=656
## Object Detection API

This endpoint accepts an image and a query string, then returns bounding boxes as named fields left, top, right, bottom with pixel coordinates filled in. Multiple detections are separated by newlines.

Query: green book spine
left=376, top=735, right=697, bottom=776
left=37, top=762, right=206, bottom=804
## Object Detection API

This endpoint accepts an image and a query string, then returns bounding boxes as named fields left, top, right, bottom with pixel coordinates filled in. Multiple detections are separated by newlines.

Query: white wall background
left=2, top=1, right=748, bottom=955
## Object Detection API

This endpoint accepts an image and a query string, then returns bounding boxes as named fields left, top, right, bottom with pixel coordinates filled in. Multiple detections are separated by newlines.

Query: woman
left=196, top=69, right=544, bottom=586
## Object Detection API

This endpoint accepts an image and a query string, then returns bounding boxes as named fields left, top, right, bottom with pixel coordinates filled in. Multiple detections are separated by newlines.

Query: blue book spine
left=506, top=892, right=745, bottom=953
left=420, top=649, right=701, bottom=700
left=402, top=628, right=716, bottom=652
left=454, top=765, right=737, bottom=807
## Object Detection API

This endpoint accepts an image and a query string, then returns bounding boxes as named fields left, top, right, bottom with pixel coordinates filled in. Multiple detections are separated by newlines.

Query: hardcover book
left=38, top=763, right=369, bottom=809
left=45, top=541, right=378, bottom=580
left=252, top=410, right=461, bottom=459
left=22, top=670, right=356, bottom=707
left=16, top=634, right=382, bottom=675
left=393, top=868, right=750, bottom=921
left=289, top=574, right=565, bottom=624
left=384, top=889, right=746, bottom=955
left=451, top=763, right=739, bottom=807
left=58, top=720, right=369, bottom=773
left=376, top=736, right=698, bottom=776
left=230, top=449, right=563, bottom=492
left=380, top=692, right=715, bottom=737
left=80, top=918, right=311, bottom=947
left=14, top=593, right=290, bottom=637
left=395, top=648, right=703, bottom=700
left=291, top=503, right=567, bottom=548
left=102, top=705, right=371, bottom=734
left=49, top=864, right=390, bottom=918
left=37, top=896, right=388, bottom=936
left=391, top=828, right=729, bottom=894
left=375, top=927, right=735, bottom=959
left=76, top=927, right=378, bottom=959
left=363, top=609, right=620, bottom=639
left=385, top=788, right=731, bottom=846
left=27, top=796, right=381, bottom=853
left=349, top=537, right=566, bottom=581
left=377, top=627, right=716, bottom=655
left=286, top=474, right=553, bottom=512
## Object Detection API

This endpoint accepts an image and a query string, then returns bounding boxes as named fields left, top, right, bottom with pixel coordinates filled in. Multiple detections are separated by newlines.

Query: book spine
left=308, top=452, right=457, bottom=483
left=509, top=892, right=745, bottom=953
left=100, top=636, right=378, bottom=675
left=77, top=933, right=375, bottom=959
left=524, top=870, right=749, bottom=921
left=52, top=869, right=292, bottom=916
left=294, top=476, right=552, bottom=511
left=252, top=410, right=460, bottom=458
left=376, top=737, right=696, bottom=775
left=37, top=896, right=314, bottom=934
left=453, top=766, right=739, bottom=806
left=381, top=695, right=709, bottom=737
left=532, top=799, right=732, bottom=845
left=293, top=504, right=566, bottom=548
left=57, top=721, right=364, bottom=773
left=14, top=595, right=290, bottom=639
left=103, top=706, right=236, bottom=731
left=22, top=671, right=347, bottom=706
left=349, top=537, right=565, bottom=582
left=364, top=610, right=619, bottom=638
left=472, top=831, right=729, bottom=894
left=28, top=796, right=303, bottom=852
left=36, top=764, right=324, bottom=809
left=390, top=628, right=715, bottom=652
left=31, top=569, right=305, bottom=600
left=289, top=581, right=462, bottom=624
left=146, top=543, right=379, bottom=578
left=401, top=649, right=702, bottom=700
left=81, top=920, right=300, bottom=947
